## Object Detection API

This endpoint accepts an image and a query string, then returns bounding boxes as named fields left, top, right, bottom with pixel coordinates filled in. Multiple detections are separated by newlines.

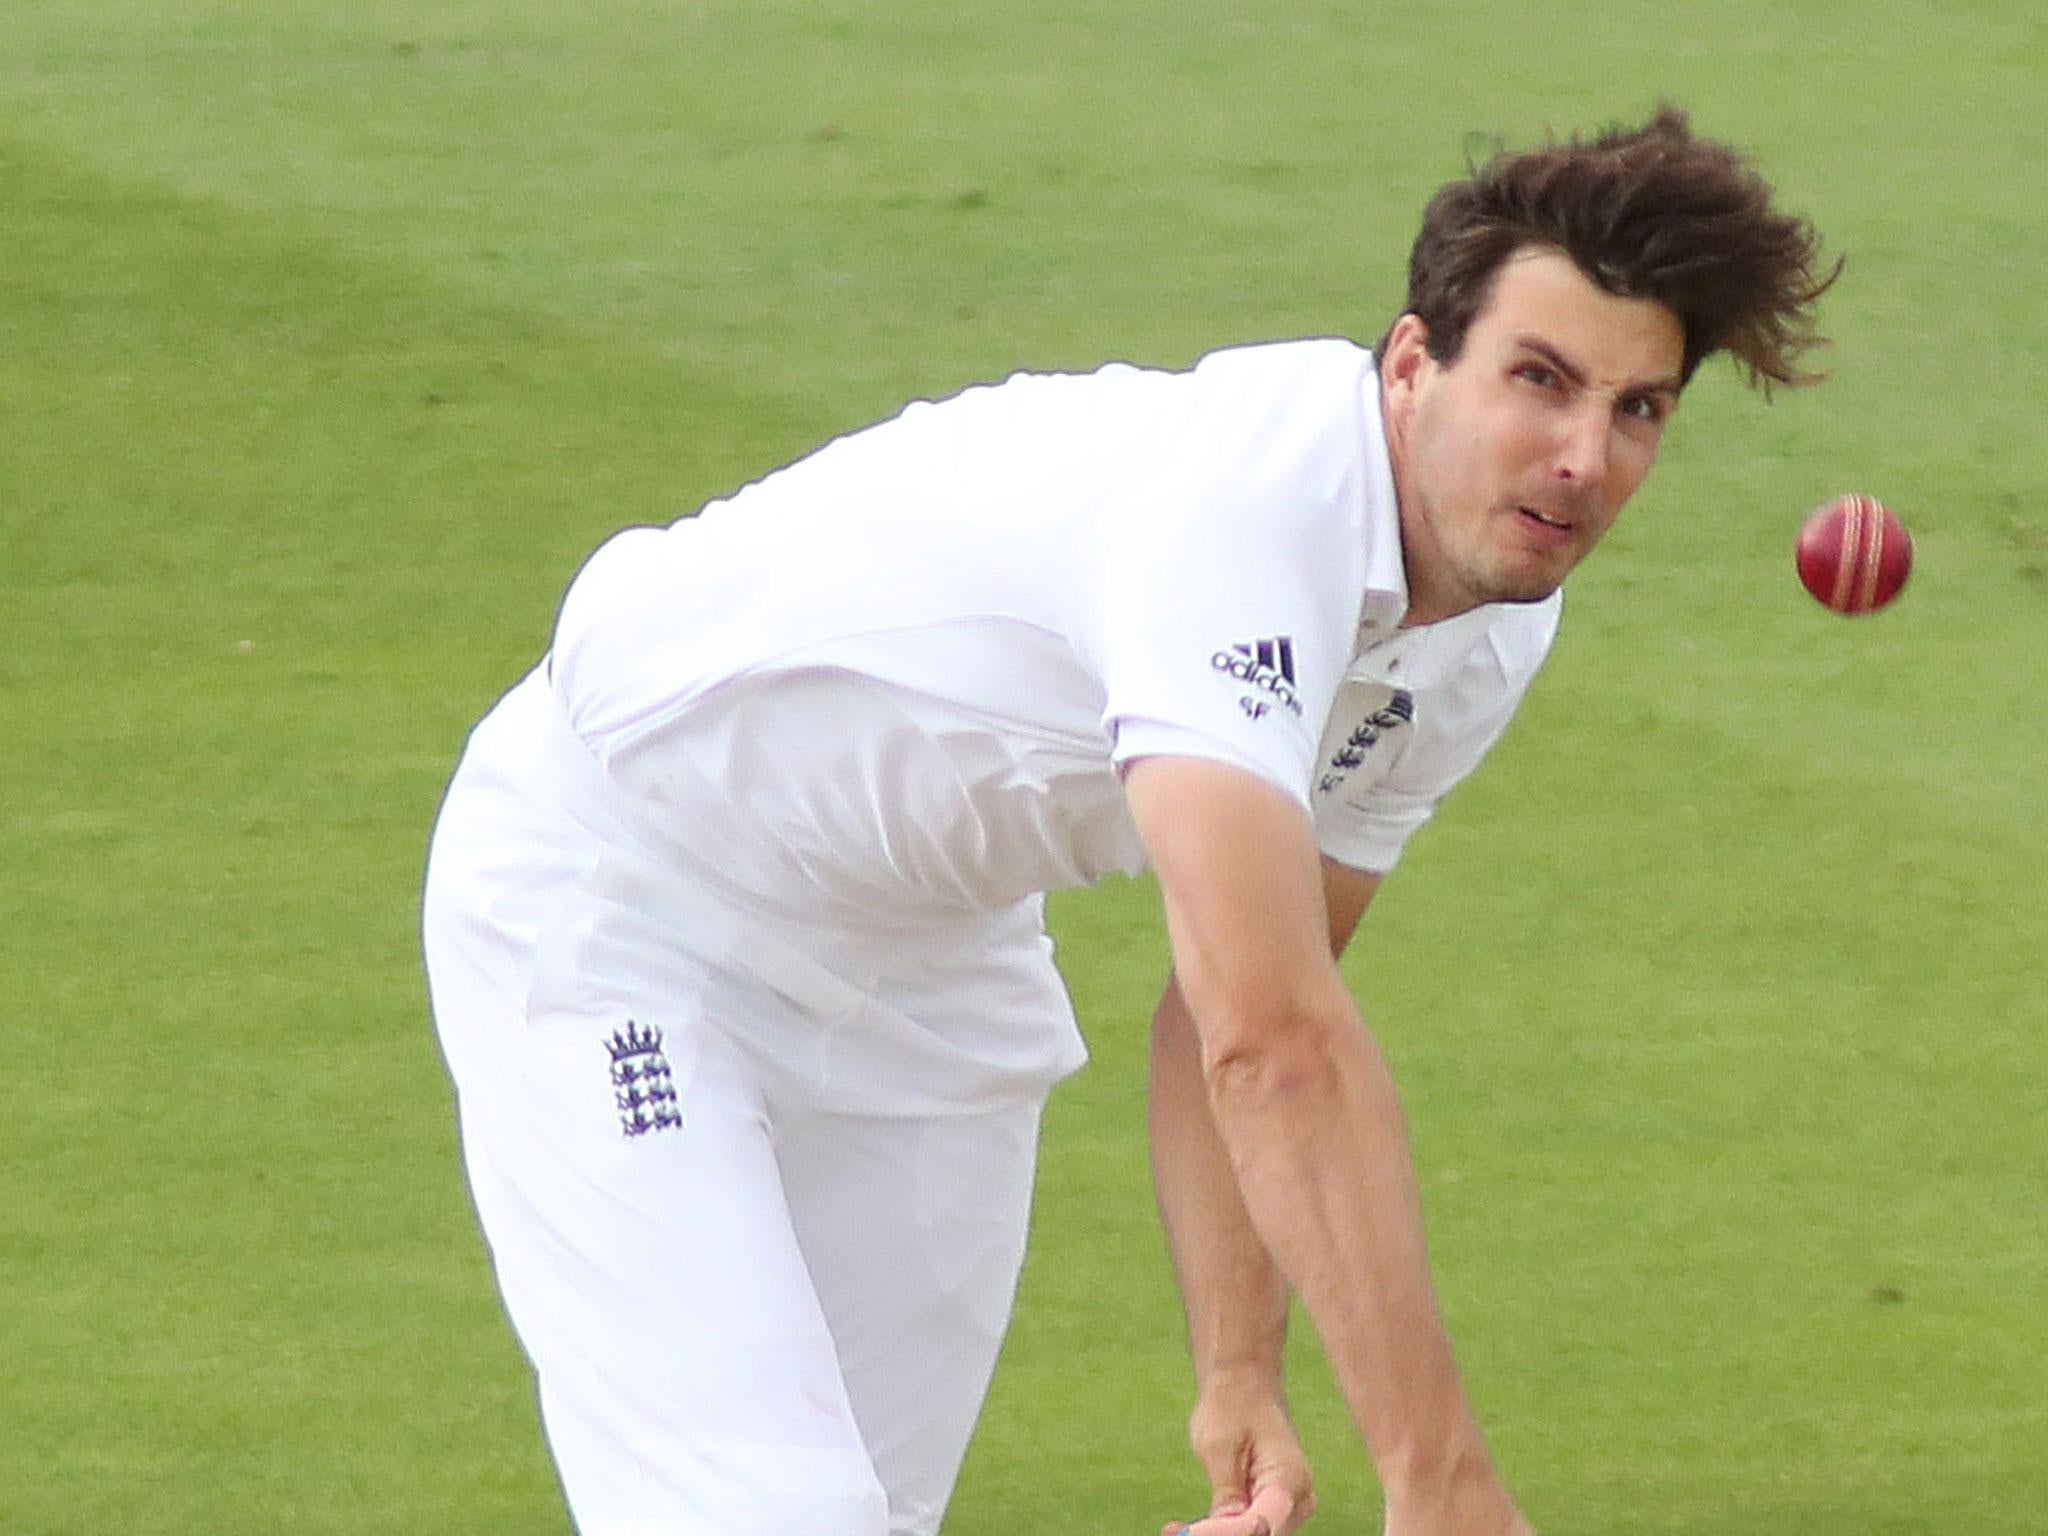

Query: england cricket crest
left=1315, top=687, right=1414, bottom=797
left=606, top=1020, right=682, bottom=1137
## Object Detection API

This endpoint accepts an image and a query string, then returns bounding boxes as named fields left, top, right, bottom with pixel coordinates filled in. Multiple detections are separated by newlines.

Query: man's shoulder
left=1188, top=335, right=1375, bottom=387
left=903, top=338, right=1373, bottom=449
left=1171, top=337, right=1383, bottom=500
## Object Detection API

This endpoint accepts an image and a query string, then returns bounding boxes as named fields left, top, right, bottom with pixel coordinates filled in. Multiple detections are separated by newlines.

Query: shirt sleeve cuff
left=1108, top=717, right=1312, bottom=813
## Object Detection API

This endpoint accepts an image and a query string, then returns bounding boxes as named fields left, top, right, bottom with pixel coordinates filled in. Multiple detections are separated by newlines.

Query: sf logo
left=1239, top=696, right=1270, bottom=721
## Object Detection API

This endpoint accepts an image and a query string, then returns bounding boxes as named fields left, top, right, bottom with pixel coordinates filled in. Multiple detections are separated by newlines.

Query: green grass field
left=5, top=2, right=2044, bottom=1531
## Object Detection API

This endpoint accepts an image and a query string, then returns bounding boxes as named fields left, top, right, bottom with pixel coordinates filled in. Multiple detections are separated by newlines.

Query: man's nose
left=1552, top=403, right=1611, bottom=485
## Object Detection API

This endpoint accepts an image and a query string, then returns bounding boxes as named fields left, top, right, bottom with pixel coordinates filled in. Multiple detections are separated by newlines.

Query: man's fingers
left=1154, top=1498, right=1248, bottom=1535
left=1176, top=1390, right=1315, bottom=1536
left=1159, top=1490, right=1303, bottom=1536
left=1159, top=1513, right=1264, bottom=1536
left=1247, top=1482, right=1304, bottom=1535
left=1188, top=1431, right=1252, bottom=1513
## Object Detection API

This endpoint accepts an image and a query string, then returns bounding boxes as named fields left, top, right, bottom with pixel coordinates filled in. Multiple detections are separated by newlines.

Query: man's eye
left=1621, top=394, right=1668, bottom=423
left=1513, top=363, right=1557, bottom=388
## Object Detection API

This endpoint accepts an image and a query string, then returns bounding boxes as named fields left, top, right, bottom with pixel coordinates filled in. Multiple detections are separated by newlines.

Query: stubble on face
left=1381, top=248, right=1687, bottom=627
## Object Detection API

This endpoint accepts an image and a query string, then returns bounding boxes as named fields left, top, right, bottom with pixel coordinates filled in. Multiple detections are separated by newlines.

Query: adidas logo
left=1210, top=635, right=1303, bottom=716
left=1236, top=636, right=1296, bottom=683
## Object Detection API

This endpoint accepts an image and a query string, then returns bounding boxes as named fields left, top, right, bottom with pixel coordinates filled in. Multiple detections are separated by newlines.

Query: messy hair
left=1381, top=107, right=1840, bottom=389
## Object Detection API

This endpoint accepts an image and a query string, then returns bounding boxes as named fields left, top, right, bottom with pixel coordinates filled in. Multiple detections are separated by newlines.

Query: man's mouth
left=1516, top=504, right=1575, bottom=532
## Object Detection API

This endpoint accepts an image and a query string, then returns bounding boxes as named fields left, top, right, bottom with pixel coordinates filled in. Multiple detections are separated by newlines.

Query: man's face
left=1380, top=246, right=1686, bottom=625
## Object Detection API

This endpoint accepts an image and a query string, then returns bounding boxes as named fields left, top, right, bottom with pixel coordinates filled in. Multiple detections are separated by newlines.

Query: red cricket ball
left=1796, top=494, right=1912, bottom=615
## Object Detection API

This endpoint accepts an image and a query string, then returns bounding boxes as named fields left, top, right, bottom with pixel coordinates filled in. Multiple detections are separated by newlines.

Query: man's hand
left=1158, top=1380, right=1317, bottom=1536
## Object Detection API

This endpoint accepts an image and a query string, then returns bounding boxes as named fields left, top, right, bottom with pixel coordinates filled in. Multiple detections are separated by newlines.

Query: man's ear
left=1378, top=313, right=1431, bottom=398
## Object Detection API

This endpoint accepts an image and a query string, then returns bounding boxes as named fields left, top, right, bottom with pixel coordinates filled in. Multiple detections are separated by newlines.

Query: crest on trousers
left=606, top=1020, right=682, bottom=1137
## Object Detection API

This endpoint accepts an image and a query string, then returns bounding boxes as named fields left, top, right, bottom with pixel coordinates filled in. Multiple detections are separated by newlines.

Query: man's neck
left=1380, top=387, right=1475, bottom=630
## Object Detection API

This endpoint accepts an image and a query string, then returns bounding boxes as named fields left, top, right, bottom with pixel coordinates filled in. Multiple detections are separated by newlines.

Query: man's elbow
left=1197, top=985, right=1359, bottom=1113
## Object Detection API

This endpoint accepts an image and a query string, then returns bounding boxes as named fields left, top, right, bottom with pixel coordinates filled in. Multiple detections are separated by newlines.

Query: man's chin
left=1470, top=566, right=1566, bottom=608
left=1490, top=580, right=1563, bottom=607
left=1410, top=552, right=1570, bottom=623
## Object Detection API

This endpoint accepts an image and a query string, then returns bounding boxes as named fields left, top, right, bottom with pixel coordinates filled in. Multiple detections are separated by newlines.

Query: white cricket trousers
left=424, top=857, right=1046, bottom=1536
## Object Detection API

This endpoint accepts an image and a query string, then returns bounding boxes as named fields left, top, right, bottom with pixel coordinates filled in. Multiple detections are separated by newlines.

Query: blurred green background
left=4, top=2, right=2043, bottom=1531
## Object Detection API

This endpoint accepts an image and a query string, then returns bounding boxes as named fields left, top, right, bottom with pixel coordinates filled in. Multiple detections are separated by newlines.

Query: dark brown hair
left=1381, top=107, right=1839, bottom=389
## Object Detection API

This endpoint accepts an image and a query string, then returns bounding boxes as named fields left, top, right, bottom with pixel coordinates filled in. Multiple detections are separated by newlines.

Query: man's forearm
left=1201, top=980, right=1498, bottom=1503
left=1149, top=975, right=1291, bottom=1395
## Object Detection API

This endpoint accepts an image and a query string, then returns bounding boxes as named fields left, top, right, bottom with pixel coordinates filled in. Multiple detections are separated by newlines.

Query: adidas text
left=1211, top=649, right=1303, bottom=716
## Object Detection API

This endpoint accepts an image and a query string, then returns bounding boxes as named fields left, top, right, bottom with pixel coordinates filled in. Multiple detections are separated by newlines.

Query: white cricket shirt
left=444, top=339, right=1559, bottom=1110
left=549, top=338, right=1557, bottom=921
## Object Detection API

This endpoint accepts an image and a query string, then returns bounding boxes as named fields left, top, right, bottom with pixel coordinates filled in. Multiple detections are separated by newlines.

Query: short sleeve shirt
left=546, top=339, right=1559, bottom=921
